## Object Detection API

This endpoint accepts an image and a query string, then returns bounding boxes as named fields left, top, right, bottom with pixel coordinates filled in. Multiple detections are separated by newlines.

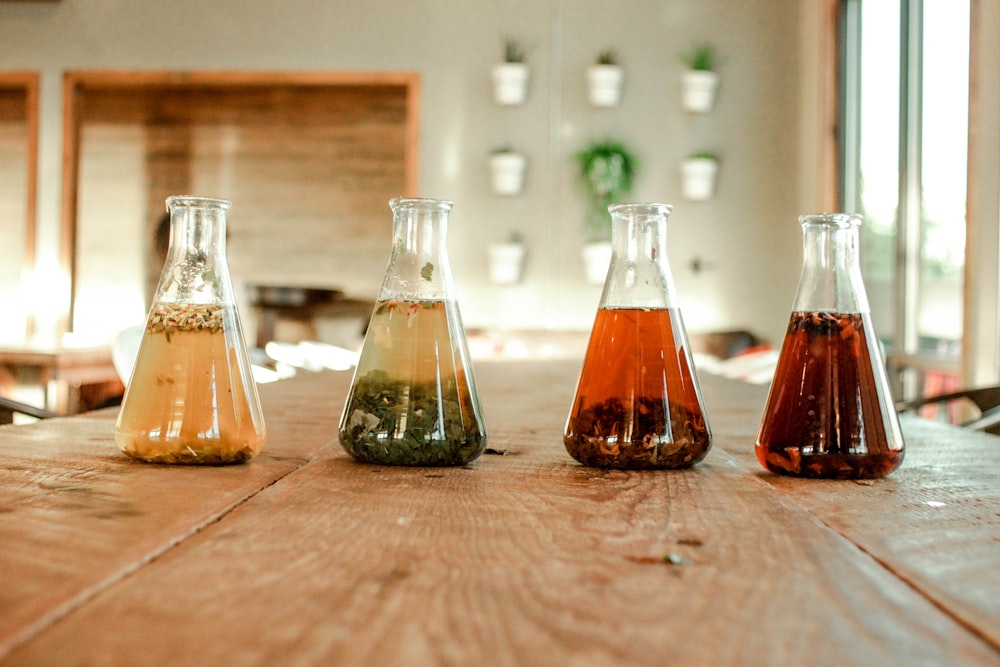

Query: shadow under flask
left=756, top=213, right=904, bottom=478
left=564, top=203, right=712, bottom=469
left=114, top=196, right=266, bottom=464
left=338, top=198, right=488, bottom=466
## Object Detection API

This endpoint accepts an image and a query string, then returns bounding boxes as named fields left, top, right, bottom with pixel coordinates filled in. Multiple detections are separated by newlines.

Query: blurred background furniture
left=0, top=342, right=123, bottom=415
left=0, top=395, right=58, bottom=424
left=896, top=385, right=1000, bottom=435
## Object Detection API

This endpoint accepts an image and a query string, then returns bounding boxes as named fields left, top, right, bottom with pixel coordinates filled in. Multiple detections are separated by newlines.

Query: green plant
left=505, top=230, right=525, bottom=244
left=688, top=150, right=719, bottom=161
left=502, top=38, right=527, bottom=64
left=682, top=44, right=716, bottom=71
left=492, top=145, right=515, bottom=154
left=595, top=49, right=618, bottom=66
left=574, top=139, right=638, bottom=241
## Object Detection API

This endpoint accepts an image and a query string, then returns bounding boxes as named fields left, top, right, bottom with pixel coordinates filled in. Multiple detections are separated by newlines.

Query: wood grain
left=0, top=370, right=340, bottom=656
left=2, top=361, right=998, bottom=666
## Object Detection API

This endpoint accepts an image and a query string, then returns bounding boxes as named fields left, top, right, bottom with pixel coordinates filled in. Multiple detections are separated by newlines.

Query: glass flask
left=564, top=203, right=711, bottom=469
left=756, top=213, right=905, bottom=478
left=114, top=196, right=266, bottom=464
left=338, top=197, right=488, bottom=466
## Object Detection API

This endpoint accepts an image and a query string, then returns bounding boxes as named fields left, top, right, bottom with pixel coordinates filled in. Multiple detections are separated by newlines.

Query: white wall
left=0, top=0, right=817, bottom=345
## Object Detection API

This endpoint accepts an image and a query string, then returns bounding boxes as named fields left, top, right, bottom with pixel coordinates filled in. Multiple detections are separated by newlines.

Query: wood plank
left=3, top=361, right=997, bottom=666
left=700, top=372, right=1000, bottom=652
left=0, top=369, right=341, bottom=656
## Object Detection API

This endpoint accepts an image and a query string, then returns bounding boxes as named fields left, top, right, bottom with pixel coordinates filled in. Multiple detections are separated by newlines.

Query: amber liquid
left=339, top=299, right=487, bottom=466
left=756, top=311, right=904, bottom=478
left=115, top=319, right=265, bottom=464
left=564, top=307, right=711, bottom=469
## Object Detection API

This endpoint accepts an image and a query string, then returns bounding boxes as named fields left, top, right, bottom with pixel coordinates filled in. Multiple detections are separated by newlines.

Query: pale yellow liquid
left=115, top=326, right=265, bottom=464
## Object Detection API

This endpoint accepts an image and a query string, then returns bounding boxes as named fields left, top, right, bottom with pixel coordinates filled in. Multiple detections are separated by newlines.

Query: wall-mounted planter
left=488, top=241, right=527, bottom=284
left=681, top=156, right=719, bottom=201
left=586, top=64, right=623, bottom=107
left=682, top=70, right=719, bottom=113
left=492, top=62, right=529, bottom=106
left=489, top=151, right=527, bottom=195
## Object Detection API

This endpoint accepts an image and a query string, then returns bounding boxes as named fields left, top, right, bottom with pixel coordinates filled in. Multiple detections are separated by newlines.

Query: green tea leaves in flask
left=338, top=198, right=488, bottom=466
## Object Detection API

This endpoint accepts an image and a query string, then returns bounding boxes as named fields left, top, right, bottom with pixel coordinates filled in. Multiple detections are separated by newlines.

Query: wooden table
left=1, top=359, right=999, bottom=666
left=0, top=342, right=122, bottom=414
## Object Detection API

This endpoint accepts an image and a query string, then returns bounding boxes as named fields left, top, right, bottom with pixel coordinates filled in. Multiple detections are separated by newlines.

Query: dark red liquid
left=564, top=307, right=711, bottom=469
left=756, top=311, right=905, bottom=478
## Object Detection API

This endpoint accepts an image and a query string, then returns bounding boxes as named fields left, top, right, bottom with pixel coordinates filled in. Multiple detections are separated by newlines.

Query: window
left=840, top=0, right=971, bottom=400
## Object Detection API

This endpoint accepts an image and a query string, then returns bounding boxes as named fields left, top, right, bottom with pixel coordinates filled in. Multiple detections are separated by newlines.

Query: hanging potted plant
left=489, top=146, right=528, bottom=195
left=681, top=151, right=720, bottom=200
left=575, top=139, right=638, bottom=283
left=488, top=230, right=528, bottom=284
left=681, top=44, right=720, bottom=113
left=586, top=49, right=624, bottom=107
left=492, top=38, right=530, bottom=106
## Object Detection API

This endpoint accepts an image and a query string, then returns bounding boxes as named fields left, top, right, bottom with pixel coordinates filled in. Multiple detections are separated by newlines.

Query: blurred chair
left=896, top=385, right=1000, bottom=435
left=691, top=329, right=764, bottom=360
left=0, top=396, right=59, bottom=424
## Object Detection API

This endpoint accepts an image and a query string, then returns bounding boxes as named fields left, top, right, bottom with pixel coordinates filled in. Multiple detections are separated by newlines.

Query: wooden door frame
left=0, top=71, right=40, bottom=338
left=60, top=69, right=420, bottom=335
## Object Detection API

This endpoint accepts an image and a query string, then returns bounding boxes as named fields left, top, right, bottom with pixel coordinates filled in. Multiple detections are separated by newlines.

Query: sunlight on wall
left=0, top=268, right=29, bottom=343
left=24, top=261, right=69, bottom=344
left=73, top=281, right=146, bottom=343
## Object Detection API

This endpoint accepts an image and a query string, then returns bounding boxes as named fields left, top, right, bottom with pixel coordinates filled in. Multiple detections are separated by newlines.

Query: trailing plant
left=574, top=139, right=638, bottom=241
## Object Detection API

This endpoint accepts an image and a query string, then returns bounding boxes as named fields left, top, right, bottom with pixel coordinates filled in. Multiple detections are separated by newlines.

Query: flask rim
left=799, top=212, right=861, bottom=228
left=390, top=197, right=454, bottom=213
left=608, top=202, right=673, bottom=217
left=166, top=195, right=232, bottom=211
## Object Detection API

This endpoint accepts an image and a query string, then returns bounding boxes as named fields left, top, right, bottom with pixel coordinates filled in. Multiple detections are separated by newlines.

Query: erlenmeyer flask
left=564, top=203, right=711, bottom=469
left=338, top=198, right=488, bottom=466
left=114, top=196, right=266, bottom=464
left=756, top=213, right=904, bottom=478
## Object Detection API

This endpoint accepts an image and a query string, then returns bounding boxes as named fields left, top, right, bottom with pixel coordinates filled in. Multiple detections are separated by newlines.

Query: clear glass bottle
left=114, top=196, right=266, bottom=464
left=756, top=213, right=905, bottom=478
left=338, top=198, right=488, bottom=466
left=564, top=203, right=711, bottom=469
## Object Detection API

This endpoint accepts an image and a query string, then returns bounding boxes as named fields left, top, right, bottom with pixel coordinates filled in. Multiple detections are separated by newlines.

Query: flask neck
left=601, top=203, right=675, bottom=309
left=166, top=196, right=228, bottom=256
left=793, top=213, right=869, bottom=313
left=157, top=196, right=232, bottom=304
left=382, top=198, right=455, bottom=300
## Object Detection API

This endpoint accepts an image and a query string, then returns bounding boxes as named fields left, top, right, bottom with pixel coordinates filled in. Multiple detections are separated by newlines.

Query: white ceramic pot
left=490, top=152, right=527, bottom=195
left=488, top=243, right=527, bottom=284
left=581, top=241, right=612, bottom=284
left=492, top=63, right=529, bottom=106
left=682, top=70, right=719, bottom=113
left=586, top=65, right=624, bottom=107
left=681, top=158, right=719, bottom=201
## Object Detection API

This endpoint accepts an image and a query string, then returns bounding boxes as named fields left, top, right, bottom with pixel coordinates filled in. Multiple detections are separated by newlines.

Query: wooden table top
left=1, top=359, right=999, bottom=666
left=0, top=342, right=113, bottom=366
